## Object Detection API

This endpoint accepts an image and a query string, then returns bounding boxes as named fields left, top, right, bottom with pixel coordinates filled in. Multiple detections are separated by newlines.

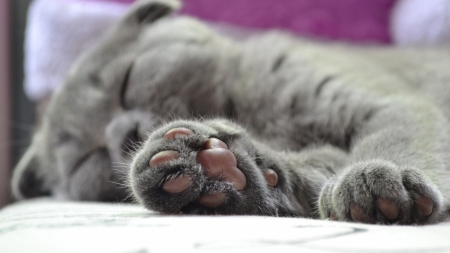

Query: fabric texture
left=180, top=0, right=396, bottom=43
left=1, top=199, right=450, bottom=252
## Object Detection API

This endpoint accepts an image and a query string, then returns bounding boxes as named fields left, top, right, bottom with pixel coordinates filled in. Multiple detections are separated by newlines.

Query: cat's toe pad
left=164, top=127, right=194, bottom=140
left=372, top=195, right=433, bottom=221
left=199, top=193, right=226, bottom=208
left=376, top=198, right=399, bottom=220
left=150, top=150, right=180, bottom=167
left=148, top=128, right=248, bottom=208
left=162, top=175, right=192, bottom=193
left=149, top=150, right=193, bottom=193
left=416, top=195, right=434, bottom=216
left=198, top=144, right=246, bottom=191
left=264, top=169, right=278, bottom=187
left=350, top=204, right=371, bottom=223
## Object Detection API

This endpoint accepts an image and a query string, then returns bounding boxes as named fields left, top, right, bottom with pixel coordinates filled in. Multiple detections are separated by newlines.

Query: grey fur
left=11, top=0, right=450, bottom=224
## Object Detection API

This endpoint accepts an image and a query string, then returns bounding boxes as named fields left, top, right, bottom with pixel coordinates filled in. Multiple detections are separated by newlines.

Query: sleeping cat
left=11, top=0, right=450, bottom=224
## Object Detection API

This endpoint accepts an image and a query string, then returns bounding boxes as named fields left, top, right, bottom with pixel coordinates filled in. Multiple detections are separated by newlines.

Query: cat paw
left=129, top=120, right=281, bottom=215
left=318, top=160, right=444, bottom=224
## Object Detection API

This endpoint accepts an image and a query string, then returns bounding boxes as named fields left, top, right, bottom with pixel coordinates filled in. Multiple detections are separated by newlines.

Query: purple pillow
left=61, top=0, right=397, bottom=44
left=180, top=0, right=396, bottom=44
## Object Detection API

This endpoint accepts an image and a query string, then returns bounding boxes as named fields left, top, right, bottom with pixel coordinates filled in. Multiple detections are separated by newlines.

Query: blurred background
left=0, top=0, right=449, bottom=209
left=1, top=0, right=35, bottom=210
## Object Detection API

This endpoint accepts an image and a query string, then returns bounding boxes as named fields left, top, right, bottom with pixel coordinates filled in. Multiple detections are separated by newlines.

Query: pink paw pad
left=197, top=138, right=246, bottom=207
left=197, top=140, right=246, bottom=191
left=198, top=193, right=226, bottom=208
left=164, top=127, right=194, bottom=140
left=377, top=198, right=399, bottom=220
left=162, top=175, right=193, bottom=193
left=149, top=127, right=279, bottom=209
left=149, top=150, right=193, bottom=194
left=350, top=195, right=433, bottom=223
left=350, top=204, right=371, bottom=223
left=416, top=195, right=433, bottom=217
left=149, top=150, right=180, bottom=167
left=264, top=169, right=278, bottom=187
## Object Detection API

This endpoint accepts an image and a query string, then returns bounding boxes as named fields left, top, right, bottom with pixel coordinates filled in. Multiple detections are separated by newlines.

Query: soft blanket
left=1, top=199, right=450, bottom=252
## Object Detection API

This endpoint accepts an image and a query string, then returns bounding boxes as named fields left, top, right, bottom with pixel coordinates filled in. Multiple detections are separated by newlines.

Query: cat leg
left=129, top=119, right=346, bottom=216
left=318, top=102, right=449, bottom=224
left=319, top=160, right=442, bottom=224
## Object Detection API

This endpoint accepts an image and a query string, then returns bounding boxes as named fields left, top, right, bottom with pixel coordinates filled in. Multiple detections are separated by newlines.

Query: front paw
left=129, top=119, right=283, bottom=215
left=318, top=160, right=444, bottom=224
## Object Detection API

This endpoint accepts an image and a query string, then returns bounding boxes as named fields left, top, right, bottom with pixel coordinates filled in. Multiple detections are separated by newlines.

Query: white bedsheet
left=0, top=199, right=449, bottom=253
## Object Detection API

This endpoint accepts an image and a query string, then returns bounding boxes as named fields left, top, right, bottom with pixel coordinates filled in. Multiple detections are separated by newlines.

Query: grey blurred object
left=1, top=0, right=35, bottom=209
left=0, top=0, right=11, bottom=209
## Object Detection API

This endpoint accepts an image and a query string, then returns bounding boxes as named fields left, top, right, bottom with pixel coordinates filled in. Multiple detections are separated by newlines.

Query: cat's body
left=11, top=0, right=450, bottom=224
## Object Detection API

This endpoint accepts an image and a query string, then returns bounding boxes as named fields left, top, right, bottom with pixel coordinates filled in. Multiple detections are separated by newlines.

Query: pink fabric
left=65, top=0, right=134, bottom=3
left=66, top=0, right=396, bottom=43
left=180, top=0, right=396, bottom=44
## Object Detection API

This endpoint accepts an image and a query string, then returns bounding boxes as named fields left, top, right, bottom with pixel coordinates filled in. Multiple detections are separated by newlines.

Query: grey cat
left=11, top=0, right=450, bottom=224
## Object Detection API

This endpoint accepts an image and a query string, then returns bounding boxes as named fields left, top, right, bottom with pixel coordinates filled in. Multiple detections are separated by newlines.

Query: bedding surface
left=0, top=199, right=449, bottom=252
